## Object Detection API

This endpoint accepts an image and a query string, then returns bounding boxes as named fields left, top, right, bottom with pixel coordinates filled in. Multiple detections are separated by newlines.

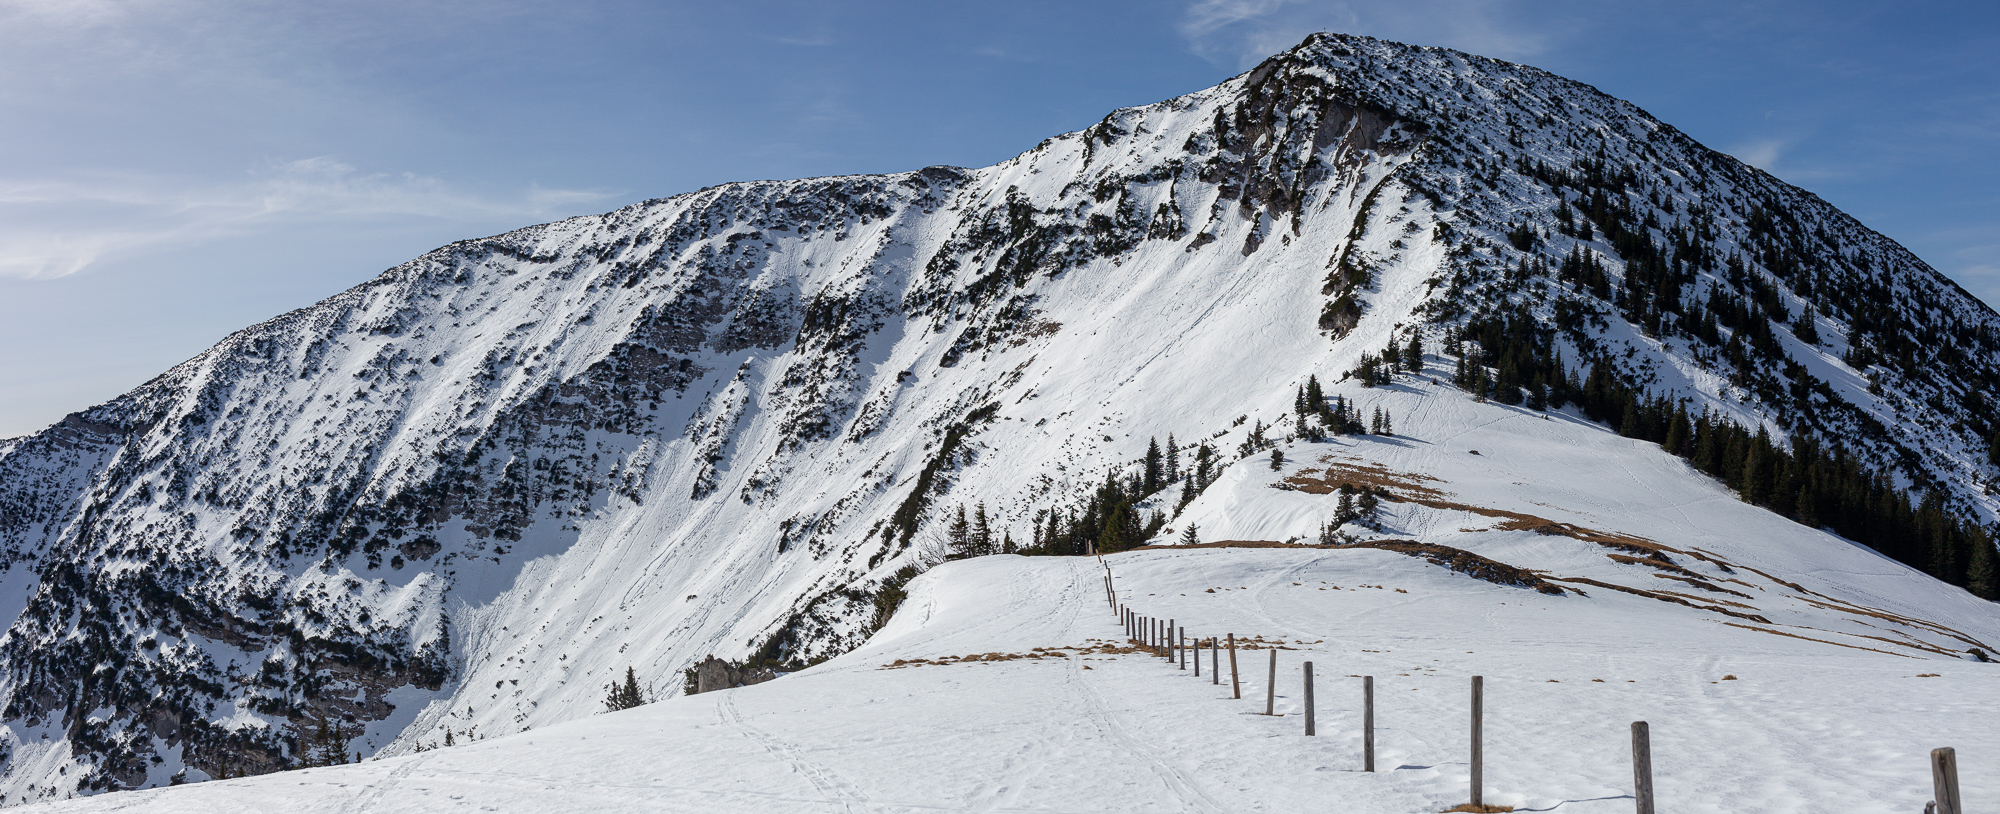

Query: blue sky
left=1, top=0, right=1995, bottom=437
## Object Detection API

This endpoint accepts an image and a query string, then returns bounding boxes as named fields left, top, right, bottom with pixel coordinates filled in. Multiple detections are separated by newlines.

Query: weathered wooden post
left=1194, top=635, right=1201, bottom=676
left=1180, top=631, right=1187, bottom=670
left=1470, top=675, right=1485, bottom=809
left=1228, top=634, right=1241, bottom=698
left=1932, top=747, right=1962, bottom=814
left=1631, top=721, right=1654, bottom=814
left=1265, top=648, right=1277, bottom=716
left=1303, top=662, right=1316, bottom=735
left=1211, top=638, right=1219, bottom=684
left=1168, top=619, right=1176, bottom=661
left=1363, top=676, right=1375, bottom=772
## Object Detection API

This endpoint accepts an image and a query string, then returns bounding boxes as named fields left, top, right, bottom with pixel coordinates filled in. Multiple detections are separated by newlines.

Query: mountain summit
left=0, top=31, right=1995, bottom=800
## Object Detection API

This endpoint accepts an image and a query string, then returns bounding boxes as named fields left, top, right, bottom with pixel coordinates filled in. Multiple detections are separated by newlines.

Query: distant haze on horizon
left=2, top=0, right=1995, bottom=438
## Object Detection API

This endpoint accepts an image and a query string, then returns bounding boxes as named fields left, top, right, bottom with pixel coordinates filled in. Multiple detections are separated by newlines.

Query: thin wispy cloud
left=0, top=160, right=612, bottom=279
left=1731, top=138, right=1787, bottom=170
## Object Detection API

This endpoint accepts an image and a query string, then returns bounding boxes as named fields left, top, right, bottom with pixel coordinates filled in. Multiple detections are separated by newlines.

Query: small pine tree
left=1165, top=434, right=1180, bottom=482
left=1369, top=407, right=1383, bottom=434
left=1381, top=411, right=1393, bottom=437
left=1794, top=305, right=1821, bottom=345
left=1403, top=333, right=1424, bottom=373
left=1180, top=523, right=1199, bottom=545
left=1270, top=449, right=1285, bottom=471
left=973, top=503, right=993, bottom=556
left=604, top=666, right=647, bottom=711
left=948, top=505, right=971, bottom=559
left=1143, top=438, right=1163, bottom=494
left=1001, top=531, right=1017, bottom=554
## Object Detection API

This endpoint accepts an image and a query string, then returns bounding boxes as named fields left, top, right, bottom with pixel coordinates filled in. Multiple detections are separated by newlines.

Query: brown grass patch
left=1650, top=572, right=1756, bottom=600
left=1547, top=577, right=1771, bottom=623
left=1351, top=540, right=1570, bottom=595
left=881, top=640, right=1147, bottom=669
left=1719, top=622, right=1917, bottom=659
left=1443, top=805, right=1515, bottom=812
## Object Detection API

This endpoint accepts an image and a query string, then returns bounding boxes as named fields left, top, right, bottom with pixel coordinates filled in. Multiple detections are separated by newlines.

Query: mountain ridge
left=0, top=30, right=1994, bottom=802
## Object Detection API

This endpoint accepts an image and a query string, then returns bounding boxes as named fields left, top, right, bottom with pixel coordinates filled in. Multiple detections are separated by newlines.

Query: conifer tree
left=1180, top=523, right=1199, bottom=545
left=1143, top=438, right=1163, bottom=494
left=1968, top=527, right=1997, bottom=600
left=1002, top=531, right=1017, bottom=555
left=1165, top=435, right=1180, bottom=482
left=1194, top=445, right=1214, bottom=490
left=973, top=503, right=993, bottom=556
left=948, top=505, right=971, bottom=558
left=604, top=666, right=646, bottom=712
left=1357, top=489, right=1380, bottom=526
left=1403, top=333, right=1424, bottom=373
left=1270, top=449, right=1285, bottom=471
left=1381, top=410, right=1394, bottom=437
left=1794, top=305, right=1821, bottom=345
left=1305, top=375, right=1326, bottom=414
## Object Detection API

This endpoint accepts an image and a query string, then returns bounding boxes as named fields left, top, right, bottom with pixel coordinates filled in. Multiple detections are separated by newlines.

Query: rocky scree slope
left=0, top=31, right=1994, bottom=802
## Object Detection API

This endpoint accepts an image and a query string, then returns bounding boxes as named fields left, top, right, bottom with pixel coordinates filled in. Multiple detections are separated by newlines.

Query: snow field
left=29, top=548, right=1998, bottom=814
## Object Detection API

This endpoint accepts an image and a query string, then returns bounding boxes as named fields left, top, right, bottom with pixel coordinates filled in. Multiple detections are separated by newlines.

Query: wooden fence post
left=1265, top=648, right=1278, bottom=716
left=1180, top=631, right=1187, bottom=670
left=1632, top=721, right=1654, bottom=814
left=1194, top=635, right=1201, bottom=676
left=1212, top=638, right=1219, bottom=685
left=1303, top=662, right=1315, bottom=735
left=1363, top=676, right=1375, bottom=772
left=1470, top=675, right=1484, bottom=809
left=1228, top=634, right=1241, bottom=699
left=1168, top=619, right=1176, bottom=661
left=1932, top=747, right=1962, bottom=814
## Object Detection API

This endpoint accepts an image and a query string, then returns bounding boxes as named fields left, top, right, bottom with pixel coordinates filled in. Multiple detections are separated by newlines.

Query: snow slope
left=1, top=29, right=1997, bottom=801
left=23, top=386, right=2000, bottom=812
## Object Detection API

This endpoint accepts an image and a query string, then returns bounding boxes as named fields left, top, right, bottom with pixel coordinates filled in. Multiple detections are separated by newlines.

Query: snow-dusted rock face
left=0, top=31, right=1995, bottom=801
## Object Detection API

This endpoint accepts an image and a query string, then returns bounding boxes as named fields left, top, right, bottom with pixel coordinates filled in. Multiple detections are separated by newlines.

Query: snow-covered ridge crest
left=0, top=30, right=1993, bottom=803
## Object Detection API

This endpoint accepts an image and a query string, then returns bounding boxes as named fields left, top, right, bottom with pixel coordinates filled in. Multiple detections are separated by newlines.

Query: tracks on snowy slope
left=716, top=691, right=874, bottom=812
left=333, top=752, right=435, bottom=814
left=1067, top=559, right=1230, bottom=814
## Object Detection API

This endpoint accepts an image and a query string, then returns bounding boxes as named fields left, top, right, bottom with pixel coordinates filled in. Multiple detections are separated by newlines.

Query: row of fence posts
left=1101, top=565, right=1965, bottom=812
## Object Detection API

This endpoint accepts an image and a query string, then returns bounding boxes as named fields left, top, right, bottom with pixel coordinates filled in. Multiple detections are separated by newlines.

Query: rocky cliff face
left=0, top=31, right=1995, bottom=801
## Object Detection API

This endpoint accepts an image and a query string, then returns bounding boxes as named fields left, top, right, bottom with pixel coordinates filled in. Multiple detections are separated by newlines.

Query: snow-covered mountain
left=1, top=30, right=1996, bottom=802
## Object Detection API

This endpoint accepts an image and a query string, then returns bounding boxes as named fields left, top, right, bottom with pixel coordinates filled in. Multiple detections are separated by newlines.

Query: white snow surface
left=25, top=393, right=2000, bottom=812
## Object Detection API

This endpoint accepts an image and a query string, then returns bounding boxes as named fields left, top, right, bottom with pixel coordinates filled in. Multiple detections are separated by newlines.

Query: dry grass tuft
left=1443, top=804, right=1515, bottom=812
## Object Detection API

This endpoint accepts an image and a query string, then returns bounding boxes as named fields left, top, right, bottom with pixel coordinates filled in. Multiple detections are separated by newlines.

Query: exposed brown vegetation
left=1719, top=622, right=1916, bottom=658
left=1547, top=576, right=1770, bottom=623
left=1350, top=540, right=1569, bottom=595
